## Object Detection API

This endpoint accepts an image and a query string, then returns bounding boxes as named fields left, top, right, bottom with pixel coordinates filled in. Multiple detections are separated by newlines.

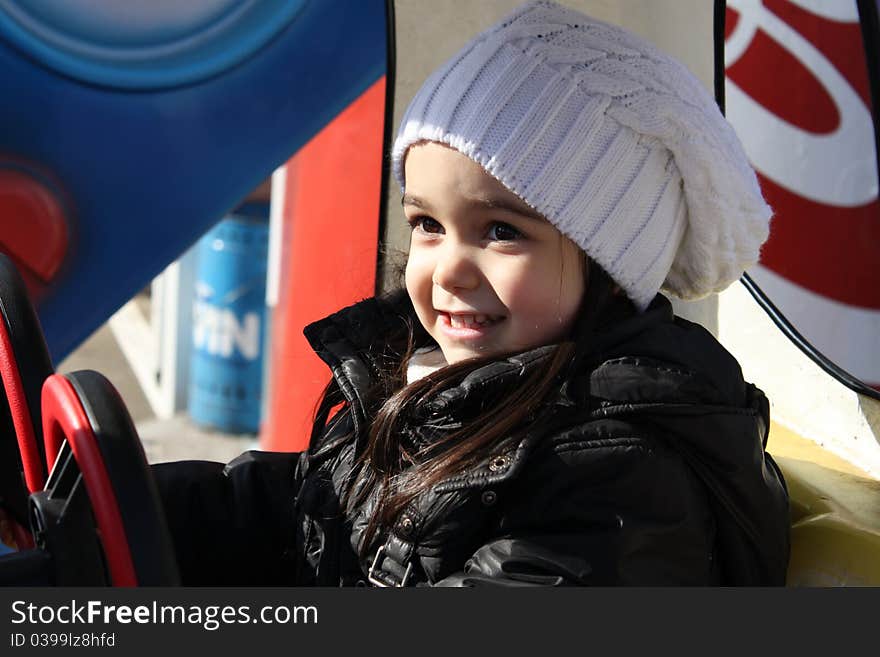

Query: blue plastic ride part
left=0, top=0, right=388, bottom=361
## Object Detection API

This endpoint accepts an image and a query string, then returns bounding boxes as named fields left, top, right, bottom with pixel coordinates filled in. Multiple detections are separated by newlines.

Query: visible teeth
left=449, top=313, right=499, bottom=328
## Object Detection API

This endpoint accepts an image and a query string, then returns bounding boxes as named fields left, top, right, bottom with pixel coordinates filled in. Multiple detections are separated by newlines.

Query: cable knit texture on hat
left=392, top=0, right=771, bottom=311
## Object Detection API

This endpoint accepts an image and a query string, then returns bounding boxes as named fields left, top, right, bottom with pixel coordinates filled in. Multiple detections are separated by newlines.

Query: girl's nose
left=431, top=243, right=480, bottom=292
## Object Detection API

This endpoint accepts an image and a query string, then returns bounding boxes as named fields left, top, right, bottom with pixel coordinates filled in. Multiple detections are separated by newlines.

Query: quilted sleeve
left=151, top=450, right=302, bottom=585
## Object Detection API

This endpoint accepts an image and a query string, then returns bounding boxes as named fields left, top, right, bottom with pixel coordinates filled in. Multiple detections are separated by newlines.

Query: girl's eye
left=487, top=222, right=523, bottom=241
left=410, top=216, right=444, bottom=234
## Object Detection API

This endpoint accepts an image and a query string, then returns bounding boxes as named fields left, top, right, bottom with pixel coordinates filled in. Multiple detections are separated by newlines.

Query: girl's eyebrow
left=401, top=193, right=544, bottom=222
left=476, top=196, right=545, bottom=221
left=401, top=193, right=428, bottom=208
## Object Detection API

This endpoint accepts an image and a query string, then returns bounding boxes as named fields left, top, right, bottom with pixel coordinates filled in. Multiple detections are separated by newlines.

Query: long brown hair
left=313, top=258, right=629, bottom=556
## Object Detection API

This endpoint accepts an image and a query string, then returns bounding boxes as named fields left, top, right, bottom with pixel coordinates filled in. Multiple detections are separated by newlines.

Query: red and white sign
left=725, top=0, right=880, bottom=387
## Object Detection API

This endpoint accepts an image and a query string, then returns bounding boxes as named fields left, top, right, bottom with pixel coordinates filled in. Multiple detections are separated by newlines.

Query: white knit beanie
left=392, top=0, right=771, bottom=311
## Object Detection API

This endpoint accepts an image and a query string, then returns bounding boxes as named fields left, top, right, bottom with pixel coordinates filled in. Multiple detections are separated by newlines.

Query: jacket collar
left=302, top=291, right=684, bottom=442
left=303, top=291, right=755, bottom=496
left=303, top=291, right=687, bottom=414
left=303, top=290, right=418, bottom=437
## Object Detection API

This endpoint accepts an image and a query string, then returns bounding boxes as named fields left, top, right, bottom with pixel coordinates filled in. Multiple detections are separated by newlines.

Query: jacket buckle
left=368, top=546, right=413, bottom=587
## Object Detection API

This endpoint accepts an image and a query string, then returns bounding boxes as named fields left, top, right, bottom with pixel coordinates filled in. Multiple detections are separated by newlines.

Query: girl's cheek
left=494, top=256, right=549, bottom=302
left=404, top=261, right=418, bottom=298
left=405, top=252, right=432, bottom=300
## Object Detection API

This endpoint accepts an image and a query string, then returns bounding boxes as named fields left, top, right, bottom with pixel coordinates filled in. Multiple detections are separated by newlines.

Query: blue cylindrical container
left=188, top=203, right=269, bottom=434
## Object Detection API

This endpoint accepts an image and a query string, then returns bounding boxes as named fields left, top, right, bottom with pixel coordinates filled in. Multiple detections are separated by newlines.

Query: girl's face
left=403, top=142, right=586, bottom=365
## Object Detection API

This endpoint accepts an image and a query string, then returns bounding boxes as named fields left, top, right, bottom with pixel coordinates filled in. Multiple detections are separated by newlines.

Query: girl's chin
left=438, top=342, right=505, bottom=364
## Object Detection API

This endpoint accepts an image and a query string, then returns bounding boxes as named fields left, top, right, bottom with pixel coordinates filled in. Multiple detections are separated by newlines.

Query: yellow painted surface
left=767, top=422, right=874, bottom=479
left=767, top=421, right=880, bottom=586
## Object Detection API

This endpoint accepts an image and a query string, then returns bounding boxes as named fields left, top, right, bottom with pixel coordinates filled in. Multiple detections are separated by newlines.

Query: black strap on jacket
left=367, top=534, right=416, bottom=587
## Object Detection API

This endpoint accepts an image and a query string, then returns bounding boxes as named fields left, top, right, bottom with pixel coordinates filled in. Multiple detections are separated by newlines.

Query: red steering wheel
left=41, top=371, right=179, bottom=586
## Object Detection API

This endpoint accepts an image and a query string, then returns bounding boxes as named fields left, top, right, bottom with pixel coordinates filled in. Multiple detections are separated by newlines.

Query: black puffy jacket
left=154, top=293, right=790, bottom=586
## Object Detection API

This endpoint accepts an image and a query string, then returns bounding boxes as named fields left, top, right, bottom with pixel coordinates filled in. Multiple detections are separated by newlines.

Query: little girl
left=156, top=0, right=790, bottom=586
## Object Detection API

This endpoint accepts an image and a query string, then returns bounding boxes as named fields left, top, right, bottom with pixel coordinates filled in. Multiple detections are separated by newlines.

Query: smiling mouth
left=441, top=312, right=505, bottom=329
